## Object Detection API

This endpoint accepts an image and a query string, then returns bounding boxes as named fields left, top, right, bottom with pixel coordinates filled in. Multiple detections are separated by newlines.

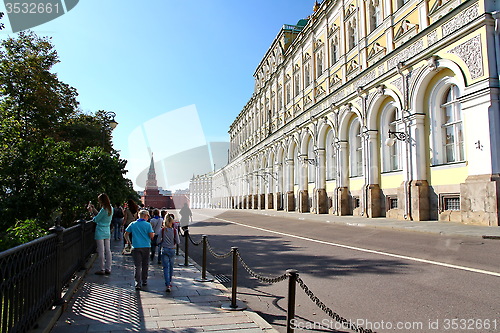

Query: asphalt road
left=183, top=209, right=500, bottom=333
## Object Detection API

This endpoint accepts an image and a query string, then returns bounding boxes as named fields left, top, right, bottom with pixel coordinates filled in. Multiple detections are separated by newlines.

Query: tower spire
left=145, top=153, right=158, bottom=190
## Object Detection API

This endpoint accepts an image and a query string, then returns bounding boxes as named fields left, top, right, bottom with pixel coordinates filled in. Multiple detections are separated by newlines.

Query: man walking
left=125, top=210, right=154, bottom=290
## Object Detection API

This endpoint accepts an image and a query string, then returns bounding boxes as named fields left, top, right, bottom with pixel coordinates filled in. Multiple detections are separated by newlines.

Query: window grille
left=390, top=198, right=398, bottom=209
left=443, top=196, right=460, bottom=211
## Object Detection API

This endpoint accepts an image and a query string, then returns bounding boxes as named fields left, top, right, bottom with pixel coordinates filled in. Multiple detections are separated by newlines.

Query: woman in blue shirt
left=88, top=193, right=114, bottom=275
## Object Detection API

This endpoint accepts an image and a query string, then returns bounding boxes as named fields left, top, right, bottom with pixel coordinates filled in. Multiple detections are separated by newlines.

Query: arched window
left=430, top=81, right=465, bottom=165
left=326, top=130, right=337, bottom=180
left=308, top=139, right=315, bottom=183
left=441, top=85, right=464, bottom=163
left=293, top=146, right=299, bottom=185
left=349, top=118, right=363, bottom=177
left=381, top=103, right=401, bottom=172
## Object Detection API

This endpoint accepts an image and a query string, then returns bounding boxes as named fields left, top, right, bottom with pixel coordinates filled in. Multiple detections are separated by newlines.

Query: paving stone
left=49, top=240, right=278, bottom=333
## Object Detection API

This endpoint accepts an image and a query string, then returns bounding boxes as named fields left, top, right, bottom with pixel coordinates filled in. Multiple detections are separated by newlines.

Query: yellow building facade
left=212, top=0, right=500, bottom=226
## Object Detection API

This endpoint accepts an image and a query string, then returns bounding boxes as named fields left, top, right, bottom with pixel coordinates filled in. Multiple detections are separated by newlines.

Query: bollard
left=184, top=229, right=189, bottom=266
left=286, top=269, right=298, bottom=333
left=195, top=235, right=213, bottom=282
left=221, top=247, right=246, bottom=311
left=179, top=228, right=193, bottom=266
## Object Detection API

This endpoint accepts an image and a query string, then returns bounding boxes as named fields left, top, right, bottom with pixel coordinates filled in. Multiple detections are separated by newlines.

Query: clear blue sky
left=0, top=1, right=316, bottom=189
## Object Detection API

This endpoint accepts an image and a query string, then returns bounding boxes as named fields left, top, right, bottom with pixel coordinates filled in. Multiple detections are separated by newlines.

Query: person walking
left=111, top=203, right=124, bottom=241
left=158, top=214, right=180, bottom=292
left=123, top=199, right=139, bottom=246
left=88, top=193, right=113, bottom=275
left=179, top=203, right=192, bottom=230
left=124, top=210, right=154, bottom=290
left=149, top=209, right=163, bottom=264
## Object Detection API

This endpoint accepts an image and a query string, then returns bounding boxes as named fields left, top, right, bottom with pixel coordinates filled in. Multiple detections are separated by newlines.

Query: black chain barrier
left=190, top=232, right=376, bottom=333
left=206, top=238, right=233, bottom=259
left=296, top=276, right=376, bottom=333
left=187, top=232, right=203, bottom=246
left=236, top=251, right=288, bottom=284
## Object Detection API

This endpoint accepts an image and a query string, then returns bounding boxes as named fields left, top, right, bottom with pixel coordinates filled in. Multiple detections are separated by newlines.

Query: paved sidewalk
left=51, top=240, right=277, bottom=333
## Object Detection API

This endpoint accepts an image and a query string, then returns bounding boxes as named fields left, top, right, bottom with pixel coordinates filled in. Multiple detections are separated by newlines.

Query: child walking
left=158, top=215, right=180, bottom=292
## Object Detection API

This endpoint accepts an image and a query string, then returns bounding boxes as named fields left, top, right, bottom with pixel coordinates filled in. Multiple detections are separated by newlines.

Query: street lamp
left=385, top=130, right=408, bottom=146
left=102, top=111, right=118, bottom=149
left=105, top=111, right=118, bottom=129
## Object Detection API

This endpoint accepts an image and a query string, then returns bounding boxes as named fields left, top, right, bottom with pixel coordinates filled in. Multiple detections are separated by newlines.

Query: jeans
left=95, top=238, right=112, bottom=272
left=112, top=218, right=122, bottom=240
left=161, top=248, right=176, bottom=286
left=131, top=247, right=150, bottom=286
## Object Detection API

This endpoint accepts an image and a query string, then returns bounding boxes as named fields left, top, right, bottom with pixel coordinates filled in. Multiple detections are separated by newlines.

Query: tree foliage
left=0, top=31, right=138, bottom=251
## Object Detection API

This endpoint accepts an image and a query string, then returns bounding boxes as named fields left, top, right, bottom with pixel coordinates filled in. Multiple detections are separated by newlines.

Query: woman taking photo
left=88, top=193, right=113, bottom=275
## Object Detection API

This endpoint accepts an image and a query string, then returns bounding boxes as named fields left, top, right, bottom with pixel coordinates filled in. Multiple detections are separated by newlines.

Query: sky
left=0, top=0, right=317, bottom=190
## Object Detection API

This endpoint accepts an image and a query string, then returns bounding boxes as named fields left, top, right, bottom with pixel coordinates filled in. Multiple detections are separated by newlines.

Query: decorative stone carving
left=441, top=4, right=479, bottom=37
left=391, top=77, right=403, bottom=95
left=448, top=35, right=483, bottom=79
left=388, top=39, right=424, bottom=69
left=427, top=30, right=438, bottom=45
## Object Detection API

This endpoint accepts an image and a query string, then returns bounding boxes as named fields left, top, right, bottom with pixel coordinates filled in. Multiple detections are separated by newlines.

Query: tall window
left=326, top=130, right=337, bottom=180
left=308, top=139, right=315, bottom=183
left=347, top=19, right=357, bottom=51
left=330, top=37, right=338, bottom=64
left=349, top=118, right=363, bottom=177
left=369, top=0, right=382, bottom=32
left=381, top=104, right=401, bottom=172
left=430, top=81, right=465, bottom=165
left=316, top=50, right=324, bottom=77
left=441, top=85, right=464, bottom=163
left=294, top=73, right=300, bottom=97
left=397, top=0, right=409, bottom=9
left=304, top=63, right=311, bottom=87
left=286, top=83, right=291, bottom=104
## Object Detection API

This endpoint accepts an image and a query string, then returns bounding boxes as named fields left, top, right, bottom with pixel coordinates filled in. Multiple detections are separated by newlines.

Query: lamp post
left=102, top=111, right=118, bottom=149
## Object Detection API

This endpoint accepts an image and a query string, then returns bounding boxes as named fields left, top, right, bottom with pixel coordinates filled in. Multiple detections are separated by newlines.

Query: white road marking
left=200, top=214, right=500, bottom=278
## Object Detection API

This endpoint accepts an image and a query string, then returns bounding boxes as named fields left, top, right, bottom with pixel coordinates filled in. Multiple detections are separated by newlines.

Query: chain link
left=205, top=238, right=233, bottom=259
left=296, top=277, right=376, bottom=333
left=187, top=232, right=203, bottom=246
left=236, top=251, right=288, bottom=284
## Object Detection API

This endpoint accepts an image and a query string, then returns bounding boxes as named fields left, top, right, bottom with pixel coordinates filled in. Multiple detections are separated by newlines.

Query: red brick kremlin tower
left=141, top=154, right=168, bottom=208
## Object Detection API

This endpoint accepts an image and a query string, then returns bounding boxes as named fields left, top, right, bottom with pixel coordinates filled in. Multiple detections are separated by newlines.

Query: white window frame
left=326, top=130, right=336, bottom=180
left=349, top=118, right=363, bottom=177
left=380, top=102, right=402, bottom=172
left=429, top=78, right=465, bottom=165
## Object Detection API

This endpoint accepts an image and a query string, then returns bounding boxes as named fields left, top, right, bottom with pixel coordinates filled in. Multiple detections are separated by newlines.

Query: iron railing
left=0, top=220, right=95, bottom=333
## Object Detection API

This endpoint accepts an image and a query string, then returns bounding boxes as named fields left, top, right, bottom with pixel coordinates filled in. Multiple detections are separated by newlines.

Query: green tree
left=0, top=31, right=139, bottom=251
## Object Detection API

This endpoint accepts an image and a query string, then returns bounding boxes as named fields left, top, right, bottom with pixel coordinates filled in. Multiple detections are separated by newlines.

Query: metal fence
left=0, top=220, right=95, bottom=333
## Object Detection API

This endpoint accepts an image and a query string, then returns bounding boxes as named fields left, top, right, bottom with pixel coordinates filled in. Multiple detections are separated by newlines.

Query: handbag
left=122, top=244, right=132, bottom=255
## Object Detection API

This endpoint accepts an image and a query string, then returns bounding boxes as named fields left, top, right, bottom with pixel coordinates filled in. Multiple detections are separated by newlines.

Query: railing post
left=286, top=269, right=298, bottom=333
left=195, top=235, right=213, bottom=282
left=184, top=229, right=189, bottom=266
left=179, top=228, right=193, bottom=266
left=78, top=219, right=86, bottom=270
left=49, top=219, right=65, bottom=306
left=221, top=247, right=246, bottom=311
